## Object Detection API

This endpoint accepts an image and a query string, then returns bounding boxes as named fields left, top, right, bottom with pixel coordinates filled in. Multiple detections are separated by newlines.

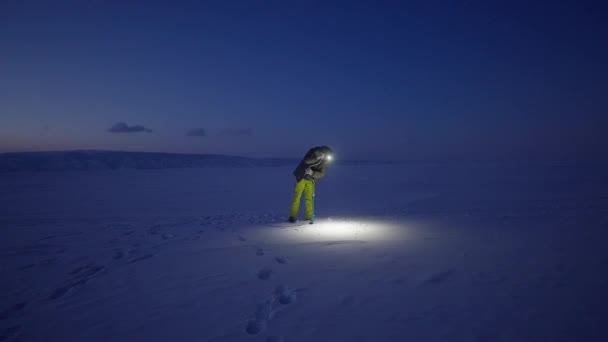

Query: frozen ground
left=1, top=163, right=607, bottom=341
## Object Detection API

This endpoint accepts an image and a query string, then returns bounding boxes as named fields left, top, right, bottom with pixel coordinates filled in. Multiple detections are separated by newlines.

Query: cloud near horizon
left=108, top=122, right=152, bottom=133
left=187, top=128, right=206, bottom=137
left=222, top=128, right=253, bottom=137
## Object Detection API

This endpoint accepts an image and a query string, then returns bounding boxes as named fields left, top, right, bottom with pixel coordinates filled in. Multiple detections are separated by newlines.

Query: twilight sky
left=1, top=1, right=607, bottom=161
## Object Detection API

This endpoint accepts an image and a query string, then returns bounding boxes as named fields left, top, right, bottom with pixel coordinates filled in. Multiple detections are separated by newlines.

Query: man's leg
left=304, top=180, right=315, bottom=220
left=289, top=179, right=306, bottom=219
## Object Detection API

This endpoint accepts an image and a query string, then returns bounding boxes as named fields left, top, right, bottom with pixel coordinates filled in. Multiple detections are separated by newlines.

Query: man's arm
left=312, top=162, right=327, bottom=179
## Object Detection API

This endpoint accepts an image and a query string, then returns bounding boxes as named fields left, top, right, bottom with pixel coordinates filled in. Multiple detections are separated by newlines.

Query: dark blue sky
left=1, top=1, right=606, bottom=161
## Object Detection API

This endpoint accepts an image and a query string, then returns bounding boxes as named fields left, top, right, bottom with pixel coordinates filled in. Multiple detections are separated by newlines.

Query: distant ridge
left=0, top=151, right=292, bottom=172
left=0, top=151, right=389, bottom=172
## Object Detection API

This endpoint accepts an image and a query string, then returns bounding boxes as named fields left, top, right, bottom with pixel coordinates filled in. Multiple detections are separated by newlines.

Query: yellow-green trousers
left=289, top=179, right=315, bottom=220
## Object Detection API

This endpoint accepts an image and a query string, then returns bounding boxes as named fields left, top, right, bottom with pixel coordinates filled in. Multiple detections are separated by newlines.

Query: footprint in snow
left=128, top=254, right=155, bottom=264
left=275, top=256, right=287, bottom=264
left=50, top=263, right=106, bottom=300
left=49, top=285, right=74, bottom=300
left=39, top=258, right=57, bottom=267
left=49, top=278, right=87, bottom=300
left=257, top=268, right=273, bottom=280
left=0, top=324, right=22, bottom=341
left=148, top=224, right=179, bottom=239
left=390, top=276, right=407, bottom=285
left=18, top=264, right=35, bottom=271
left=246, top=319, right=267, bottom=335
left=161, top=233, right=175, bottom=240
left=245, top=297, right=274, bottom=335
left=275, top=285, right=297, bottom=305
left=70, top=263, right=104, bottom=277
left=340, top=295, right=357, bottom=308
left=0, top=302, right=27, bottom=320
left=245, top=286, right=297, bottom=335
left=256, top=248, right=264, bottom=256
left=113, top=250, right=125, bottom=260
left=424, top=270, right=454, bottom=285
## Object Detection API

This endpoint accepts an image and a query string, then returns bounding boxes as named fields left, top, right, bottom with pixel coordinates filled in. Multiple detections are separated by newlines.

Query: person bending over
left=288, top=146, right=333, bottom=224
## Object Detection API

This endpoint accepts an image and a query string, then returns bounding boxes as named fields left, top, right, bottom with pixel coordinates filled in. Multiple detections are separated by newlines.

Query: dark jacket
left=293, top=146, right=333, bottom=182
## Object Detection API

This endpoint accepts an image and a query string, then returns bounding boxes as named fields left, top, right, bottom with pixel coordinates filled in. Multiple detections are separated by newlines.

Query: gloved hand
left=305, top=168, right=314, bottom=176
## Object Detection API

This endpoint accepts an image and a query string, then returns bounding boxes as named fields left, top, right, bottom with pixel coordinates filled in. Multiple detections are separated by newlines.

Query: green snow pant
left=289, top=179, right=315, bottom=220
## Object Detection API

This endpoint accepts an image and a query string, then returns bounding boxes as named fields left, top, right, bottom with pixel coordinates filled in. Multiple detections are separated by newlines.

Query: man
left=289, top=146, right=333, bottom=224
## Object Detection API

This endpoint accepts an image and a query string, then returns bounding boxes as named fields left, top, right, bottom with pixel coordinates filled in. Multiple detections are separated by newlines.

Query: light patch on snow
left=256, top=218, right=408, bottom=244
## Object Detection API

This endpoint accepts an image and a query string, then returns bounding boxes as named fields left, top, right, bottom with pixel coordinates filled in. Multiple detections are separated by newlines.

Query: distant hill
left=0, top=151, right=389, bottom=172
left=0, top=151, right=296, bottom=172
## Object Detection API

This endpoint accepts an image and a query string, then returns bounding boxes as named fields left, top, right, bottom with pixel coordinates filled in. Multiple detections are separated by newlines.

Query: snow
left=1, top=163, right=607, bottom=341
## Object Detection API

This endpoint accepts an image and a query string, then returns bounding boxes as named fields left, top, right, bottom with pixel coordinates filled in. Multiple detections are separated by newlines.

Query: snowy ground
left=1, top=163, right=607, bottom=341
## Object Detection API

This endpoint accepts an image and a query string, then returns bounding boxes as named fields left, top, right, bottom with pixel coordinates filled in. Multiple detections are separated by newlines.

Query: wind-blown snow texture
left=1, top=163, right=607, bottom=341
